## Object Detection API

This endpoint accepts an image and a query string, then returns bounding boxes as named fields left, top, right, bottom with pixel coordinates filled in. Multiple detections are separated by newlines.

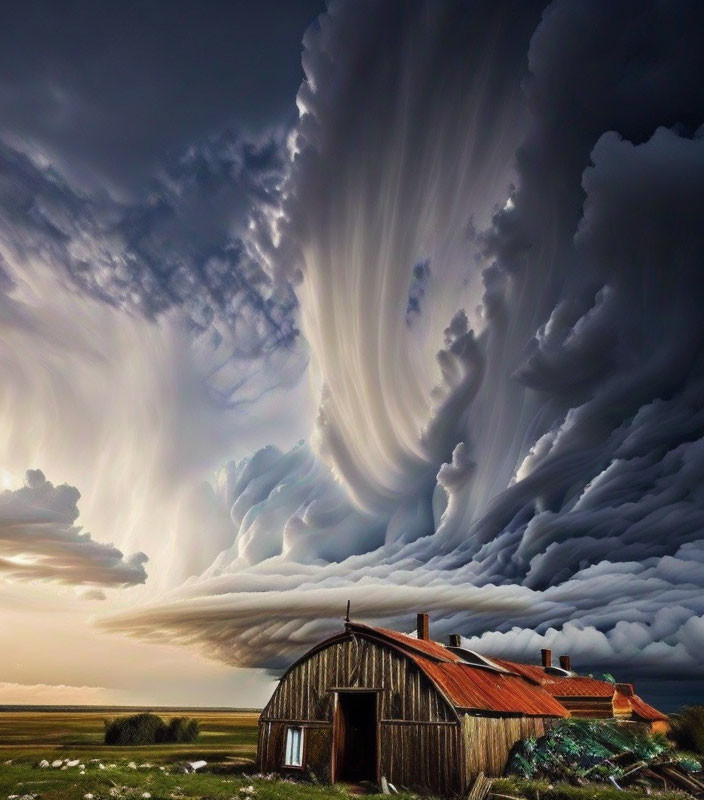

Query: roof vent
left=447, top=647, right=510, bottom=674
left=559, top=655, right=571, bottom=671
left=449, top=634, right=461, bottom=647
left=417, top=612, right=429, bottom=641
left=545, top=666, right=572, bottom=677
left=541, top=648, right=552, bottom=668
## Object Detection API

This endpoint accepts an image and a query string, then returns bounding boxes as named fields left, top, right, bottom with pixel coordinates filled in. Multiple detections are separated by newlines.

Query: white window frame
left=283, top=725, right=304, bottom=768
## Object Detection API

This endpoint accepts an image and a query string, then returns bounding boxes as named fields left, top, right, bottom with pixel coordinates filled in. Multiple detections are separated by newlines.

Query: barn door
left=333, top=691, right=378, bottom=783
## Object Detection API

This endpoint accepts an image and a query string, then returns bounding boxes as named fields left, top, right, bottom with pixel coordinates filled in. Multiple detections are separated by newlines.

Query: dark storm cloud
left=406, top=260, right=431, bottom=325
left=0, top=0, right=320, bottom=375
left=0, top=470, right=147, bottom=586
left=0, top=0, right=324, bottom=193
left=0, top=131, right=299, bottom=355
left=105, top=0, right=704, bottom=696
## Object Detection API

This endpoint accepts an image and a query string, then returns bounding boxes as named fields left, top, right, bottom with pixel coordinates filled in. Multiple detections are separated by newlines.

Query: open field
left=0, top=710, right=688, bottom=800
left=0, top=710, right=259, bottom=763
left=0, top=709, right=421, bottom=800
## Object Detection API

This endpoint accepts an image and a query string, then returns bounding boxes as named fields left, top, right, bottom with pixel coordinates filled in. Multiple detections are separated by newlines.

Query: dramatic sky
left=2, top=0, right=704, bottom=711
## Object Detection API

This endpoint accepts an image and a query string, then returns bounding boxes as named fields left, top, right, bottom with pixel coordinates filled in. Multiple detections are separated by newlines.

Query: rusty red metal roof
left=349, top=623, right=568, bottom=717
left=494, top=658, right=620, bottom=698
left=347, top=623, right=667, bottom=721
left=622, top=692, right=668, bottom=722
left=352, top=622, right=461, bottom=662
left=493, top=658, right=549, bottom=685
left=411, top=654, right=569, bottom=717
left=542, top=676, right=617, bottom=698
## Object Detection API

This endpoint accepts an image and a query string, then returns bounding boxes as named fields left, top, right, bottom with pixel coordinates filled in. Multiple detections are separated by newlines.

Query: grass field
left=0, top=709, right=421, bottom=800
left=0, top=710, right=685, bottom=800
left=0, top=710, right=259, bottom=763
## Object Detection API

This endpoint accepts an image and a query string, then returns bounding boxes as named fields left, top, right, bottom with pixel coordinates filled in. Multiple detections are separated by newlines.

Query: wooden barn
left=257, top=614, right=569, bottom=795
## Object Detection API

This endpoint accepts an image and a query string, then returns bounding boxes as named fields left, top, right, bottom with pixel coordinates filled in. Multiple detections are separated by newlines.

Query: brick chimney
left=417, top=612, right=430, bottom=641
left=541, top=648, right=552, bottom=668
left=559, top=654, right=571, bottom=670
left=449, top=634, right=461, bottom=647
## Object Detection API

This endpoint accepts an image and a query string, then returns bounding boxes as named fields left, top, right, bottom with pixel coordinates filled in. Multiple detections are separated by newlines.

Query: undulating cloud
left=103, top=0, right=704, bottom=684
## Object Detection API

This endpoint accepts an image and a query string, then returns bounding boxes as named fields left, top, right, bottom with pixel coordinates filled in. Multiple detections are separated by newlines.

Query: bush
left=166, top=716, right=200, bottom=743
left=670, top=705, right=704, bottom=755
left=104, top=712, right=200, bottom=745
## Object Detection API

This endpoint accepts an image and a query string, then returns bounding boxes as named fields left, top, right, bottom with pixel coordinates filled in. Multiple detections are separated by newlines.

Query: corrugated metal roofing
left=494, top=658, right=619, bottom=699
left=349, top=623, right=568, bottom=717
left=411, top=655, right=569, bottom=717
left=543, top=676, right=618, bottom=698
left=621, top=692, right=668, bottom=722
left=347, top=623, right=666, bottom=722
left=493, top=658, right=549, bottom=685
left=353, top=622, right=461, bottom=662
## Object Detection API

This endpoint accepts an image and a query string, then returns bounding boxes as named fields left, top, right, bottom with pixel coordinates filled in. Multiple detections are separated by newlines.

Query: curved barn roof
left=348, top=622, right=568, bottom=718
left=272, top=621, right=665, bottom=723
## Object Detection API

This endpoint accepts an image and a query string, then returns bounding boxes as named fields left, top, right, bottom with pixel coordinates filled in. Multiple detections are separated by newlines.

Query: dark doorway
left=333, top=691, right=377, bottom=783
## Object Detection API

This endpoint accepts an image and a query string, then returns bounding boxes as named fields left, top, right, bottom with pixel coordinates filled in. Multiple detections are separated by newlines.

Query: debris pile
left=508, top=720, right=704, bottom=795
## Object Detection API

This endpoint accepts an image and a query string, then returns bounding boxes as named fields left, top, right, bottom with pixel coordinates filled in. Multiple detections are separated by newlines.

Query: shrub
left=104, top=713, right=167, bottom=745
left=670, top=705, right=704, bottom=755
left=166, top=716, right=200, bottom=743
left=104, top=712, right=200, bottom=745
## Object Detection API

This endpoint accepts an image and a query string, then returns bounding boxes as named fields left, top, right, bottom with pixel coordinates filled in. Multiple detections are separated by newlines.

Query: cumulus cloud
left=0, top=470, right=147, bottom=586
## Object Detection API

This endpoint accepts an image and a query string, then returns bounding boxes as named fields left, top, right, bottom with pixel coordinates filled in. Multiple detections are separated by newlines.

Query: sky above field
left=1, top=0, right=704, bottom=711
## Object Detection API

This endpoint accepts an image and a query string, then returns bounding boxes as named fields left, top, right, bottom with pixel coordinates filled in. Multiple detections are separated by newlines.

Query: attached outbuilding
left=494, top=650, right=670, bottom=733
left=257, top=614, right=568, bottom=795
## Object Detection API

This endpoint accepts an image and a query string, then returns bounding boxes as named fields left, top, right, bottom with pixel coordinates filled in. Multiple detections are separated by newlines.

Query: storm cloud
left=0, top=0, right=702, bottom=708
left=103, top=0, right=704, bottom=699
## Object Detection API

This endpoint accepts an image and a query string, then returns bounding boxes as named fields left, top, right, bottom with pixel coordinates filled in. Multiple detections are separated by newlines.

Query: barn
left=257, top=614, right=569, bottom=795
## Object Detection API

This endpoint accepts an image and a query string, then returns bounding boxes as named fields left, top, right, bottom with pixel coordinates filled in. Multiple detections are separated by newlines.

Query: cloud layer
left=0, top=470, right=147, bottom=586
left=103, top=0, right=704, bottom=688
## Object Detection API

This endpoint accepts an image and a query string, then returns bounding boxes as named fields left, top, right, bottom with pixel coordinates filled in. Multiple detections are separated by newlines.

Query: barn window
left=283, top=726, right=304, bottom=767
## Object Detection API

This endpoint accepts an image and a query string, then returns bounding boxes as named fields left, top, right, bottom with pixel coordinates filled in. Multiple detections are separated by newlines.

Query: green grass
left=0, top=710, right=425, bottom=800
left=0, top=711, right=257, bottom=763
left=0, top=711, right=679, bottom=800
left=0, top=761, right=423, bottom=800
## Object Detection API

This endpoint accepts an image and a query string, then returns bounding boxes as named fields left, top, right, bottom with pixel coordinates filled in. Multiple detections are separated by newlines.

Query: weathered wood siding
left=258, top=634, right=462, bottom=794
left=556, top=697, right=614, bottom=718
left=462, top=714, right=548, bottom=779
left=380, top=721, right=464, bottom=796
left=258, top=721, right=332, bottom=781
left=261, top=634, right=457, bottom=723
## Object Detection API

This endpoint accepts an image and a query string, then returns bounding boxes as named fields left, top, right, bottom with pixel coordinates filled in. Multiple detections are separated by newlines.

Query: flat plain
left=0, top=708, right=415, bottom=800
left=0, top=710, right=681, bottom=800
